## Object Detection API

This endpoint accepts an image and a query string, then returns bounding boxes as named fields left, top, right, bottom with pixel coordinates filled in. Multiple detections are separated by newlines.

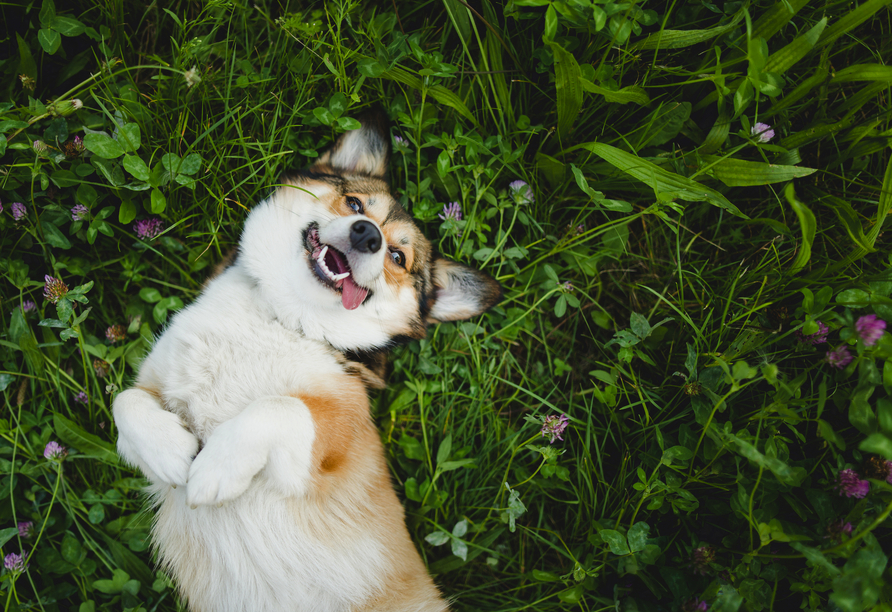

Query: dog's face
left=238, top=113, right=501, bottom=352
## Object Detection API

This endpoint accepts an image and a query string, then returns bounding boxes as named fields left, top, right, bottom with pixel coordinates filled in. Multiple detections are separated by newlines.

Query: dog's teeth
left=331, top=271, right=350, bottom=281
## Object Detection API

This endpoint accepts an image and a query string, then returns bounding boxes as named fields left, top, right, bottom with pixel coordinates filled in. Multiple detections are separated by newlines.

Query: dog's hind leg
left=113, top=388, right=199, bottom=486
left=185, top=396, right=317, bottom=506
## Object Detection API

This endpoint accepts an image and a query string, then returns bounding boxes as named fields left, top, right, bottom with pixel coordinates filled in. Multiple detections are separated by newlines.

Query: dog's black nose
left=350, top=220, right=381, bottom=253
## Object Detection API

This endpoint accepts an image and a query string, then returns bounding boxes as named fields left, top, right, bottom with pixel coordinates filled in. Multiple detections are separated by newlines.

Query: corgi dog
left=112, top=111, right=500, bottom=612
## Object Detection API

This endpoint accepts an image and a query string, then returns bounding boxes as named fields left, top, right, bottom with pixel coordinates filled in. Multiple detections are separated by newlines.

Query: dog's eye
left=389, top=249, right=406, bottom=268
left=346, top=196, right=363, bottom=214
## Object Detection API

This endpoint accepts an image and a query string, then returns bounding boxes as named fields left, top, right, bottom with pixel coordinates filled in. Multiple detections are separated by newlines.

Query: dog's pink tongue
left=341, top=276, right=368, bottom=310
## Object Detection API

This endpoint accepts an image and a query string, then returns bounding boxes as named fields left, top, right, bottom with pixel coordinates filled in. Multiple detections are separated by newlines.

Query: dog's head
left=238, top=112, right=501, bottom=352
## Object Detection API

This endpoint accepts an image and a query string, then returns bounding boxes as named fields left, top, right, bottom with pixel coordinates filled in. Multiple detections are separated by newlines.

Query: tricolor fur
left=113, top=112, right=500, bottom=611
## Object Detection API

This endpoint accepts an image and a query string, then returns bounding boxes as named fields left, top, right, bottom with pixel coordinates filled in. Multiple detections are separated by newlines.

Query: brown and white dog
left=113, top=112, right=500, bottom=611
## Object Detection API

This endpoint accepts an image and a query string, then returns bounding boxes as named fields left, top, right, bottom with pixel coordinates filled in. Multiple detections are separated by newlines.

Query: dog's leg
left=185, top=396, right=316, bottom=506
left=113, top=388, right=199, bottom=486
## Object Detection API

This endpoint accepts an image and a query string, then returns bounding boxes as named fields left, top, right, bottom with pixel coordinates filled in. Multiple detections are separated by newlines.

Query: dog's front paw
left=186, top=423, right=267, bottom=506
left=120, top=422, right=198, bottom=486
left=114, top=391, right=199, bottom=487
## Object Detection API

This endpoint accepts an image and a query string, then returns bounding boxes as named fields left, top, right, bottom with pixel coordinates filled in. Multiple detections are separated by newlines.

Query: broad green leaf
left=632, top=10, right=743, bottom=49
left=764, top=17, right=826, bottom=75
left=425, top=530, right=450, bottom=546
left=92, top=157, right=125, bottom=186
left=51, top=169, right=79, bottom=187
left=578, top=142, right=746, bottom=217
left=701, top=156, right=816, bottom=186
left=784, top=184, right=816, bottom=274
left=93, top=569, right=130, bottom=594
left=41, top=220, right=72, bottom=249
left=549, top=42, right=583, bottom=139
left=719, top=428, right=805, bottom=486
left=700, top=109, right=730, bottom=154
left=0, top=120, right=29, bottom=134
left=404, top=478, right=422, bottom=502
left=630, top=312, right=650, bottom=338
left=579, top=79, right=650, bottom=105
left=558, top=584, right=585, bottom=604
left=161, top=153, right=182, bottom=174
left=150, top=188, right=166, bottom=214
left=356, top=58, right=385, bottom=78
left=450, top=537, right=468, bottom=561
left=0, top=527, right=18, bottom=549
left=179, top=153, right=202, bottom=175
left=123, top=155, right=150, bottom=181
left=39, top=0, right=56, bottom=26
left=52, top=15, right=85, bottom=36
left=37, top=28, right=61, bottom=54
left=739, top=579, right=772, bottom=611
left=16, top=33, right=37, bottom=80
left=531, top=570, right=561, bottom=581
left=599, top=529, right=630, bottom=555
left=436, top=434, right=452, bottom=466
left=398, top=434, right=426, bottom=460
left=661, top=445, right=693, bottom=465
left=83, top=133, right=124, bottom=159
left=627, top=522, right=650, bottom=552
left=543, top=4, right=557, bottom=40
left=570, top=164, right=604, bottom=200
left=790, top=542, right=841, bottom=576
left=54, top=414, right=118, bottom=463
left=61, top=533, right=85, bottom=564
left=831, top=64, right=892, bottom=84
left=830, top=534, right=887, bottom=612
left=138, top=287, right=162, bottom=303
left=118, top=199, right=137, bottom=225
left=817, top=419, right=846, bottom=451
left=859, top=433, right=892, bottom=460
left=337, top=117, right=361, bottom=131
left=118, top=123, right=140, bottom=152
left=328, top=93, right=347, bottom=118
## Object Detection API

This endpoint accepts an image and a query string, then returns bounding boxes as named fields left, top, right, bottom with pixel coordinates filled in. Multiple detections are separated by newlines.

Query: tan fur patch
left=292, top=376, right=366, bottom=477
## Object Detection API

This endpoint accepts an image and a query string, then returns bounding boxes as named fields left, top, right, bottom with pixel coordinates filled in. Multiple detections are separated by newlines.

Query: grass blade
left=816, top=0, right=892, bottom=49
left=701, top=156, right=817, bottom=186
left=764, top=17, right=826, bottom=75
left=632, top=10, right=743, bottom=50
left=784, top=183, right=816, bottom=274
left=830, top=64, right=892, bottom=84
left=380, top=67, right=478, bottom=125
left=580, top=79, right=650, bottom=105
left=578, top=142, right=746, bottom=217
left=751, top=0, right=810, bottom=41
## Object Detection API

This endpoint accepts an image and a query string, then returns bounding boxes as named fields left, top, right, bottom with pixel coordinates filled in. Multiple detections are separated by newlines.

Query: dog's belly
left=150, top=482, right=387, bottom=612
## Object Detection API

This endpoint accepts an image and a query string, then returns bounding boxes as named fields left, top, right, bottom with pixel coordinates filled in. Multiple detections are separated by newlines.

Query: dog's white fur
left=113, top=121, right=499, bottom=611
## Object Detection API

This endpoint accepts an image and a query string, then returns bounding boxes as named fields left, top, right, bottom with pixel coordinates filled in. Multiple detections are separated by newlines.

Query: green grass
left=2, top=0, right=892, bottom=610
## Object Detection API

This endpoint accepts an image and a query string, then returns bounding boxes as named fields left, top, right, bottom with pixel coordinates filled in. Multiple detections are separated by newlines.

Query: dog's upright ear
left=427, top=257, right=502, bottom=323
left=311, top=110, right=391, bottom=179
